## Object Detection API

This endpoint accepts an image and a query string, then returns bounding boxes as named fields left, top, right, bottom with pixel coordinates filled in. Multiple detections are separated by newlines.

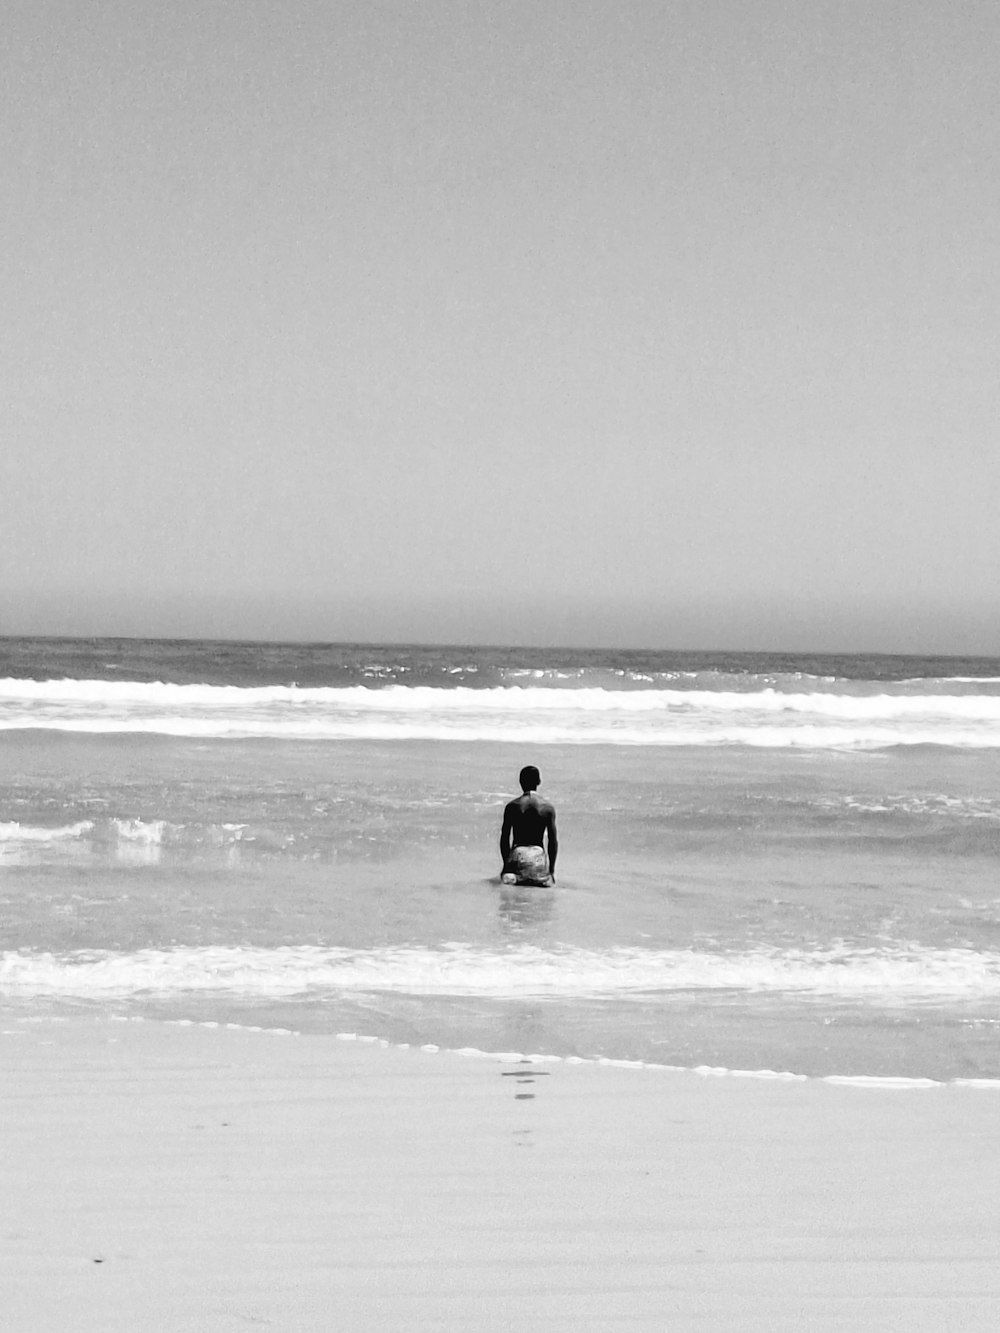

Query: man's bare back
left=504, top=792, right=555, bottom=845
left=500, top=766, right=558, bottom=885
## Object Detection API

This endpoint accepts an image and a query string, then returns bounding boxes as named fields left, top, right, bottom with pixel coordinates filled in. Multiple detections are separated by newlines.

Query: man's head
left=519, top=765, right=541, bottom=792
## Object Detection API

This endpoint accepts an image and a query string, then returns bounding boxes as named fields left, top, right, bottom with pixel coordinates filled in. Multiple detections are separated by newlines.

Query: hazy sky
left=3, top=1, right=998, bottom=651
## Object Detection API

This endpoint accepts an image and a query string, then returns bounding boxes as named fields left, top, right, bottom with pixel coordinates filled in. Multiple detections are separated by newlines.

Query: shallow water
left=3, top=641, right=1000, bottom=1079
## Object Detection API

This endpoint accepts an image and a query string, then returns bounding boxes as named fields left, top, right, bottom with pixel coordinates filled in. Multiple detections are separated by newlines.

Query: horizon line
left=1, top=632, right=997, bottom=663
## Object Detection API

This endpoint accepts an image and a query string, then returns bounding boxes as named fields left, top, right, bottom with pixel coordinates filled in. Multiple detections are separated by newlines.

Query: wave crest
left=5, top=678, right=1000, bottom=747
left=3, top=943, right=999, bottom=1001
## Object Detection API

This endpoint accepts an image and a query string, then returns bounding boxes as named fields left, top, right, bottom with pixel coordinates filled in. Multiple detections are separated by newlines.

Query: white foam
left=9, top=1014, right=998, bottom=1088
left=0, top=820, right=94, bottom=843
left=822, top=1075, right=941, bottom=1089
left=5, top=677, right=1000, bottom=717
left=2, top=942, right=999, bottom=1001
left=4, top=677, right=1000, bottom=747
left=154, top=1021, right=1000, bottom=1088
left=111, top=818, right=168, bottom=845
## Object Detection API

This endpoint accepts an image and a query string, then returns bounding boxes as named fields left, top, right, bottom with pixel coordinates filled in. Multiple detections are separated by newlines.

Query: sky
left=3, top=0, right=998, bottom=652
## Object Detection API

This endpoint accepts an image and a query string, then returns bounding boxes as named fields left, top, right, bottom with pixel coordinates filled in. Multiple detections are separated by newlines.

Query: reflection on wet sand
left=497, top=883, right=555, bottom=932
left=501, top=1061, right=551, bottom=1101
left=501, top=1058, right=552, bottom=1149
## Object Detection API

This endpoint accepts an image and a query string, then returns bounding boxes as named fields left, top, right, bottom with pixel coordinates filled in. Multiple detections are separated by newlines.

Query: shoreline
left=4, top=1016, right=999, bottom=1330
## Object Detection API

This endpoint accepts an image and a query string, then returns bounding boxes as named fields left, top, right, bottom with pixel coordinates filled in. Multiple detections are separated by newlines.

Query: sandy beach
left=3, top=1017, right=998, bottom=1331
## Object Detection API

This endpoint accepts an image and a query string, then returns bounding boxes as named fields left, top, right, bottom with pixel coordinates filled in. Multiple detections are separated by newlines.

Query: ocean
left=3, top=637, right=1000, bottom=1083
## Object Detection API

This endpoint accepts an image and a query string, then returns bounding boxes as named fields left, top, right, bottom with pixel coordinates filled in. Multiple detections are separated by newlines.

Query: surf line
left=108, top=1019, right=1000, bottom=1090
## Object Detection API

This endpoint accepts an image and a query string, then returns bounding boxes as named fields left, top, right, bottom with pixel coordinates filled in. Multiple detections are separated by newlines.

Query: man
left=500, top=765, right=558, bottom=886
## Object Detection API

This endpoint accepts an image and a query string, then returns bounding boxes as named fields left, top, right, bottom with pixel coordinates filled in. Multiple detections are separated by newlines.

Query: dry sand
left=2, top=1016, right=998, bottom=1331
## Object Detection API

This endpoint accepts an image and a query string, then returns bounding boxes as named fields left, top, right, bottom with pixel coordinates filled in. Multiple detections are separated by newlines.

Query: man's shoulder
left=505, top=794, right=555, bottom=813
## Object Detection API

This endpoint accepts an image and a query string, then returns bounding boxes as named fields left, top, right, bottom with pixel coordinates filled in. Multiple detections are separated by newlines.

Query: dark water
left=4, top=635, right=1000, bottom=687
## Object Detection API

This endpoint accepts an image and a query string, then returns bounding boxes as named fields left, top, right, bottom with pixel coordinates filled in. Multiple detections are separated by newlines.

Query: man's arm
left=546, top=810, right=558, bottom=880
left=499, top=807, right=513, bottom=869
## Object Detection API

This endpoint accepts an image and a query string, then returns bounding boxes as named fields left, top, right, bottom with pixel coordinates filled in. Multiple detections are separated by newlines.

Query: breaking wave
left=0, top=820, right=95, bottom=843
left=4, top=677, right=1000, bottom=747
left=3, top=943, right=999, bottom=1001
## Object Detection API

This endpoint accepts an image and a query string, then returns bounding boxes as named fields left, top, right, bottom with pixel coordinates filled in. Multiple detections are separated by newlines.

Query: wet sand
left=3, top=1016, right=999, bottom=1331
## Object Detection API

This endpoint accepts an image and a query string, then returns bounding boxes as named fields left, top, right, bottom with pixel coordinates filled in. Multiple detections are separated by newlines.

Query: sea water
left=2, top=638, right=1000, bottom=1081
